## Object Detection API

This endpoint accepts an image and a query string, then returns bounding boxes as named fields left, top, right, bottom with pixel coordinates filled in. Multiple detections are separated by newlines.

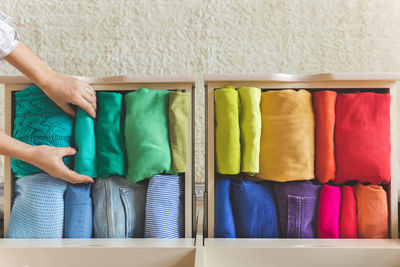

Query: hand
left=40, top=72, right=97, bottom=118
left=28, top=145, right=94, bottom=184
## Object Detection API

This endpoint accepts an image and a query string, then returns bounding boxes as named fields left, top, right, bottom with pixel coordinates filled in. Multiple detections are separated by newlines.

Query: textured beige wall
left=1, top=0, right=400, bottom=183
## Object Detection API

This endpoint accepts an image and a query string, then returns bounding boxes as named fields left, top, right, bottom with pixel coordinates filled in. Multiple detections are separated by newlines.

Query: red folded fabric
left=317, top=185, right=341, bottom=238
left=340, top=185, right=357, bottom=238
left=354, top=183, right=389, bottom=238
left=312, top=91, right=336, bottom=183
left=335, top=92, right=391, bottom=184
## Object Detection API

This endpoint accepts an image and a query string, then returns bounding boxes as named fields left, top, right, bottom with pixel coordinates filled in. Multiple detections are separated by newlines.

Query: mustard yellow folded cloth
left=215, top=85, right=240, bottom=174
left=256, top=89, right=315, bottom=181
left=238, top=87, right=261, bottom=175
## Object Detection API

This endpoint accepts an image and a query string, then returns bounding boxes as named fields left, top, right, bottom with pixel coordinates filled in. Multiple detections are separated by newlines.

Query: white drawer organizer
left=0, top=75, right=197, bottom=267
left=202, top=73, right=400, bottom=267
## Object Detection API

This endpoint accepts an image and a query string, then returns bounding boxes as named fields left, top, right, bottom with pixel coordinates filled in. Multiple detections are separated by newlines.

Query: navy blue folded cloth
left=231, top=178, right=279, bottom=238
left=214, top=177, right=236, bottom=238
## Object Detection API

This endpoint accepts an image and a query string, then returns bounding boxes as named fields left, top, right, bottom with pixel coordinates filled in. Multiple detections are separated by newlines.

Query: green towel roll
left=124, top=88, right=174, bottom=182
left=238, top=87, right=261, bottom=175
left=169, top=91, right=191, bottom=173
left=96, top=92, right=126, bottom=178
left=74, top=108, right=97, bottom=177
left=215, top=85, right=240, bottom=174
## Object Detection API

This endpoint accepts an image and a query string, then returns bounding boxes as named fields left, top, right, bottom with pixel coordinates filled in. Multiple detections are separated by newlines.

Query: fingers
left=59, top=165, right=94, bottom=184
left=59, top=147, right=77, bottom=157
left=82, top=91, right=97, bottom=112
left=73, top=96, right=96, bottom=118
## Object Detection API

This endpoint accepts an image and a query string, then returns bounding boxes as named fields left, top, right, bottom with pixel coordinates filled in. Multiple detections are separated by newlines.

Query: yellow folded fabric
left=256, top=89, right=315, bottom=181
left=215, top=85, right=240, bottom=174
left=238, top=87, right=261, bottom=175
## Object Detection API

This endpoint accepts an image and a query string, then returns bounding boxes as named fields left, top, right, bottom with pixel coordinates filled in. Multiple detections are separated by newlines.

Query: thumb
left=60, top=147, right=77, bottom=157
left=59, top=102, right=76, bottom=117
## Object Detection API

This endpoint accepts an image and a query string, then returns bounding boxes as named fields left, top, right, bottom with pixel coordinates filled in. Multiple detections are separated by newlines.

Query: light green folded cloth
left=169, top=91, right=191, bottom=173
left=238, top=87, right=261, bottom=175
left=74, top=108, right=97, bottom=178
left=215, top=85, right=240, bottom=174
left=124, top=88, right=175, bottom=182
left=96, top=92, right=126, bottom=178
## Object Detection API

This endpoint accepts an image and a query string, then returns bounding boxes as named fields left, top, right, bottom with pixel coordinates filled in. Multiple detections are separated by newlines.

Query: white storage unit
left=0, top=75, right=197, bottom=267
left=202, top=73, right=400, bottom=267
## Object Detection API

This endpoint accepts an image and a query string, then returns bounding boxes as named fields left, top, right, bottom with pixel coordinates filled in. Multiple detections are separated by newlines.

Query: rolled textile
left=335, top=92, right=391, bottom=184
left=125, top=88, right=174, bottom=183
left=215, top=85, right=240, bottom=175
left=74, top=108, right=97, bottom=177
left=340, top=185, right=357, bottom=238
left=169, top=91, right=191, bottom=173
left=274, top=181, right=321, bottom=238
left=313, top=91, right=336, bottom=183
left=230, top=178, right=279, bottom=238
left=354, top=183, right=389, bottom=238
left=238, top=87, right=261, bottom=175
left=92, top=176, right=147, bottom=238
left=97, top=92, right=126, bottom=178
left=64, top=184, right=93, bottom=238
left=12, top=85, right=73, bottom=177
left=214, top=176, right=236, bottom=238
left=317, top=185, right=341, bottom=238
left=7, top=173, right=68, bottom=238
left=144, top=175, right=184, bottom=238
left=256, top=89, right=314, bottom=181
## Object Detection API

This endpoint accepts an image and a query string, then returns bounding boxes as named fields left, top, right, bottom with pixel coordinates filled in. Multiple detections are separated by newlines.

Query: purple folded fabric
left=274, top=181, right=322, bottom=238
left=317, top=185, right=341, bottom=238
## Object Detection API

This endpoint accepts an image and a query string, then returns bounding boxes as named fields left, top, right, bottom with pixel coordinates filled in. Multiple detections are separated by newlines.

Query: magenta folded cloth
left=317, top=185, right=341, bottom=238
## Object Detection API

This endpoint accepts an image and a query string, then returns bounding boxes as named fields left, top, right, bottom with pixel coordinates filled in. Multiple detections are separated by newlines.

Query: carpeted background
left=1, top=0, right=400, bottom=184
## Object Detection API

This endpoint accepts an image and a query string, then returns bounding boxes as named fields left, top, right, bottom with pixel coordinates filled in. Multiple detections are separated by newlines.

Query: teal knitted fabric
left=11, top=85, right=73, bottom=177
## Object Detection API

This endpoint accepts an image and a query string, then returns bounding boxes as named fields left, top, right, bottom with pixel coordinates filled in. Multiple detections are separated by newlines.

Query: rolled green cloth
left=215, top=85, right=240, bottom=175
left=169, top=91, right=191, bottom=173
left=238, top=87, right=261, bottom=175
left=74, top=108, right=97, bottom=177
left=124, top=88, right=174, bottom=182
left=96, top=92, right=126, bottom=178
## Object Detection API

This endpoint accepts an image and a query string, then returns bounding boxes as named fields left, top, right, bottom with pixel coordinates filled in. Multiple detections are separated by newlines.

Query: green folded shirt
left=74, top=108, right=97, bottom=177
left=124, top=88, right=174, bottom=182
left=169, top=91, right=191, bottom=173
left=96, top=92, right=126, bottom=178
left=238, top=87, right=261, bottom=175
left=215, top=85, right=240, bottom=174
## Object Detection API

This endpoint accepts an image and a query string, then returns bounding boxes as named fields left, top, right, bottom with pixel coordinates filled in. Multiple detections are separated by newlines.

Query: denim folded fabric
left=144, top=175, right=184, bottom=238
left=214, top=176, right=236, bottom=238
left=274, top=181, right=321, bottom=238
left=8, top=173, right=68, bottom=238
left=12, top=85, right=73, bottom=177
left=92, top=176, right=147, bottom=238
left=231, top=178, right=279, bottom=238
left=64, top=184, right=93, bottom=238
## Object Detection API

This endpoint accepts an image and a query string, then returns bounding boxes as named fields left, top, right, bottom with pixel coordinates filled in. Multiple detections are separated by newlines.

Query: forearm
left=4, top=42, right=55, bottom=88
left=0, top=131, right=36, bottom=164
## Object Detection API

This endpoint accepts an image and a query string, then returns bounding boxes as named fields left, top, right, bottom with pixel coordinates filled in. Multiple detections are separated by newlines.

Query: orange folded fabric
left=354, top=183, right=389, bottom=238
left=313, top=91, right=336, bottom=183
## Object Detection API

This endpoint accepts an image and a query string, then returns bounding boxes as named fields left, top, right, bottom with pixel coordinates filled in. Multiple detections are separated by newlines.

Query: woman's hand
left=40, top=72, right=97, bottom=118
left=28, top=145, right=94, bottom=184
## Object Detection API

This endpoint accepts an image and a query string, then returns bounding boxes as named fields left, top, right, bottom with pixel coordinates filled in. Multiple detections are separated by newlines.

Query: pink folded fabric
left=317, top=185, right=341, bottom=238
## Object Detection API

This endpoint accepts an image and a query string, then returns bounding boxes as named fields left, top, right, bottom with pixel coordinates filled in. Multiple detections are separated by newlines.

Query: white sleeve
left=0, top=11, right=19, bottom=59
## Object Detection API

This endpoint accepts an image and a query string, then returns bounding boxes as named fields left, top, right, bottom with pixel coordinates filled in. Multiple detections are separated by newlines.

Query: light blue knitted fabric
left=7, top=173, right=68, bottom=238
left=11, top=85, right=73, bottom=177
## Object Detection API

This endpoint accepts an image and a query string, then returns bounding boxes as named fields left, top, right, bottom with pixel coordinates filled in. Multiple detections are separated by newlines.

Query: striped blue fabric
left=7, top=173, right=68, bottom=238
left=144, top=175, right=184, bottom=238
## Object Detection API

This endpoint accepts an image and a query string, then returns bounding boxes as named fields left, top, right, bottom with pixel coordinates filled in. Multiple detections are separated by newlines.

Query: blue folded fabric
left=92, top=176, right=147, bottom=238
left=64, top=183, right=93, bottom=238
left=7, top=173, right=68, bottom=238
left=214, top=177, right=236, bottom=238
left=144, top=175, right=184, bottom=238
left=231, top=178, right=279, bottom=238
